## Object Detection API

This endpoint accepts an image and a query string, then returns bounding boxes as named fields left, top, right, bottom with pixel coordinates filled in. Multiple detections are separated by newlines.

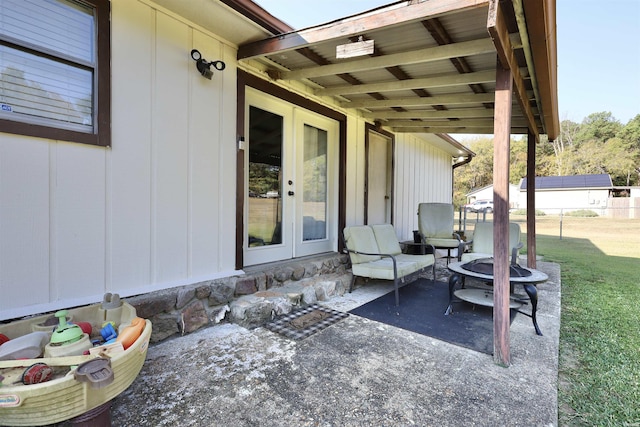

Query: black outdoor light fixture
left=190, top=49, right=225, bottom=80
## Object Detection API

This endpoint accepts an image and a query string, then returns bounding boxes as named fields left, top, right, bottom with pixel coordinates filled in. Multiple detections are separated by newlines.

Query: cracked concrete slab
left=109, top=261, right=560, bottom=427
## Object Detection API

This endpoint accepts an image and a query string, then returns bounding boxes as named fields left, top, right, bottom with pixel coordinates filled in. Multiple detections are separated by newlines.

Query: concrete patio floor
left=110, top=261, right=560, bottom=426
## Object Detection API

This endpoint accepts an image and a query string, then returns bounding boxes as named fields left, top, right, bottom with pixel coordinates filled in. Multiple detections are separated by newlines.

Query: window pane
left=248, top=106, right=284, bottom=246
left=0, top=0, right=94, bottom=63
left=302, top=124, right=327, bottom=241
left=0, top=45, right=93, bottom=130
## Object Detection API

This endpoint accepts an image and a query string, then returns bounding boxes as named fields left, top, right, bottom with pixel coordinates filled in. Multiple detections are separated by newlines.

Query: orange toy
left=115, top=317, right=145, bottom=350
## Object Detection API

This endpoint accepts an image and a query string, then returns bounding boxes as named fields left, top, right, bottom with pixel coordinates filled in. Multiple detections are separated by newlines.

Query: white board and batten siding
left=0, top=0, right=239, bottom=320
left=393, top=133, right=453, bottom=240
left=343, top=128, right=453, bottom=242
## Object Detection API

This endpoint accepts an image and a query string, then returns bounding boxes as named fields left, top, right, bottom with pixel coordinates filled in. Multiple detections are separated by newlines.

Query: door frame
left=236, top=70, right=347, bottom=269
left=364, top=123, right=395, bottom=225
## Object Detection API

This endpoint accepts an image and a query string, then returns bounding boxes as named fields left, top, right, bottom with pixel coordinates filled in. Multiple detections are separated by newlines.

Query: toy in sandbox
left=0, top=293, right=152, bottom=426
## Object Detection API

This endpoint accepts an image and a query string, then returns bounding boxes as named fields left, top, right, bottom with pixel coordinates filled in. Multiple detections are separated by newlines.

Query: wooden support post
left=526, top=129, right=538, bottom=268
left=492, top=63, right=513, bottom=367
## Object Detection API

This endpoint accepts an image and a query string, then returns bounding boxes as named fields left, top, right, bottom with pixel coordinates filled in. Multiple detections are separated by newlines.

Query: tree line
left=453, top=112, right=640, bottom=206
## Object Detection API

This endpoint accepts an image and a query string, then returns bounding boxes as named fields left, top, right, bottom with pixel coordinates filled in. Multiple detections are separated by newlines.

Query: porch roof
left=236, top=0, right=559, bottom=140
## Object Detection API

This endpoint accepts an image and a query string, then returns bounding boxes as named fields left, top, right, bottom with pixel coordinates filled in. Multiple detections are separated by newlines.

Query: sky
left=254, top=0, right=640, bottom=126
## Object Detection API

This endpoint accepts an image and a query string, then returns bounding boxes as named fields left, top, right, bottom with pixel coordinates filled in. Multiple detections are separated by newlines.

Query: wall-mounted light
left=190, top=49, right=225, bottom=80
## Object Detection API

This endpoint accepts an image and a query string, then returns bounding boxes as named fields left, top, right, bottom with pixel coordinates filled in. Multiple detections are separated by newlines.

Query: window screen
left=0, top=0, right=110, bottom=146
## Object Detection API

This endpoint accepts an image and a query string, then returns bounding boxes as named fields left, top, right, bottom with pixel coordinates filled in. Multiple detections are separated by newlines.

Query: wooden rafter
left=422, top=18, right=491, bottom=99
left=487, top=0, right=538, bottom=137
left=361, top=108, right=496, bottom=120
left=392, top=126, right=529, bottom=134
left=384, top=117, right=528, bottom=128
left=317, top=70, right=497, bottom=96
left=341, top=92, right=495, bottom=109
left=283, top=38, right=495, bottom=80
left=295, top=47, right=392, bottom=105
left=238, top=0, right=489, bottom=60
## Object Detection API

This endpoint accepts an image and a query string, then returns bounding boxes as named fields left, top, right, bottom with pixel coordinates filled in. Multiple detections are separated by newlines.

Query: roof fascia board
left=220, top=0, right=293, bottom=35
left=487, top=0, right=539, bottom=138
left=523, top=0, right=559, bottom=140
left=238, top=0, right=490, bottom=60
left=436, top=133, right=476, bottom=157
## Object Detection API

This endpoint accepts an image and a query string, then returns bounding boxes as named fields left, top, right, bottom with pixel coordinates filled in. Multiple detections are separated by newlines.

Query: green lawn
left=522, top=217, right=640, bottom=426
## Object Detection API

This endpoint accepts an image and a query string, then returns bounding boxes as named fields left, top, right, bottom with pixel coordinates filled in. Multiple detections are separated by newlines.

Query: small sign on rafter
left=336, top=36, right=374, bottom=59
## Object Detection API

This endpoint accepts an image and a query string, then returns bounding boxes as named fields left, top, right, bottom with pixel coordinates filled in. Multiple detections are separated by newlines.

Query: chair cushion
left=370, top=224, right=402, bottom=255
left=425, top=237, right=460, bottom=248
left=470, top=222, right=494, bottom=254
left=468, top=222, right=522, bottom=257
left=418, top=203, right=455, bottom=239
left=352, top=258, right=419, bottom=280
left=343, top=226, right=381, bottom=264
left=395, top=253, right=435, bottom=270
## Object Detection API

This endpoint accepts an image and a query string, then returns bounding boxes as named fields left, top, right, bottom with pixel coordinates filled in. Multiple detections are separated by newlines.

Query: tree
left=616, top=115, right=640, bottom=185
left=576, top=112, right=622, bottom=143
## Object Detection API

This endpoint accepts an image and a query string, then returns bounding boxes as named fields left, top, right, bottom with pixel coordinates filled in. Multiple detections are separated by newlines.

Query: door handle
left=288, top=191, right=295, bottom=196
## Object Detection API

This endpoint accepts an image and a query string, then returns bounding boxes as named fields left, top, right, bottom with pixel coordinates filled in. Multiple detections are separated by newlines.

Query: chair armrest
left=511, top=242, right=524, bottom=265
left=343, top=248, right=399, bottom=279
left=413, top=233, right=436, bottom=256
left=422, top=243, right=436, bottom=255
left=457, top=239, right=473, bottom=261
left=452, top=232, right=462, bottom=242
left=343, top=247, right=395, bottom=259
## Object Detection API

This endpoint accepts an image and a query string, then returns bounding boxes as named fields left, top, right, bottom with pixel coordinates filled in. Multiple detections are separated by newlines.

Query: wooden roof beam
left=317, top=69, right=496, bottom=96
left=391, top=126, right=529, bottom=134
left=238, top=0, right=489, bottom=60
left=283, top=38, right=495, bottom=81
left=384, top=117, right=529, bottom=127
left=361, top=108, right=496, bottom=120
left=487, top=0, right=539, bottom=138
left=341, top=92, right=495, bottom=108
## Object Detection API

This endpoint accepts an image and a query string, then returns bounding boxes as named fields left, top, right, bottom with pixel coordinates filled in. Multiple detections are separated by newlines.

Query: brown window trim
left=235, top=70, right=347, bottom=269
left=0, top=0, right=111, bottom=147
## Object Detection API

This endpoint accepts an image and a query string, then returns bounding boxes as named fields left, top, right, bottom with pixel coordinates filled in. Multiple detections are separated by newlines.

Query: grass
left=520, top=217, right=640, bottom=426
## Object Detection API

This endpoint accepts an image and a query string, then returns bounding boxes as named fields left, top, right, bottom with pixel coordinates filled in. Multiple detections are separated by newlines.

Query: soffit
left=237, top=0, right=559, bottom=140
left=149, top=0, right=274, bottom=46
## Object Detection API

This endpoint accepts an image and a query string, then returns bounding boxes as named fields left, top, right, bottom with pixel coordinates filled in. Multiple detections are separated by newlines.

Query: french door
left=244, top=89, right=338, bottom=266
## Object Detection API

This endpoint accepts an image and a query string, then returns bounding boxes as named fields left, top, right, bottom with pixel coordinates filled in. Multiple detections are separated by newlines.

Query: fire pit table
left=446, top=258, right=548, bottom=335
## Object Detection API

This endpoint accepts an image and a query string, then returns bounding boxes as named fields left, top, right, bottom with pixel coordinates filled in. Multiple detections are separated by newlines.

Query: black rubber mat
left=349, top=279, right=517, bottom=355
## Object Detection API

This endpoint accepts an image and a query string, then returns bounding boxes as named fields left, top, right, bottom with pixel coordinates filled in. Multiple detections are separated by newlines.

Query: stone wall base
left=125, top=253, right=351, bottom=343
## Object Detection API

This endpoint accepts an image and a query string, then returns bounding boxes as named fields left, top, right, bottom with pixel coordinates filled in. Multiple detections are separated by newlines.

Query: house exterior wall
left=0, top=0, right=239, bottom=320
left=0, top=0, right=458, bottom=321
left=339, top=117, right=454, bottom=242
left=518, top=189, right=610, bottom=214
left=392, top=133, right=453, bottom=240
left=466, top=184, right=520, bottom=209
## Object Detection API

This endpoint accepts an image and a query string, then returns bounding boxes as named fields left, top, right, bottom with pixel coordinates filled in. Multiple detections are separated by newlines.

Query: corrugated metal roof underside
left=238, top=0, right=556, bottom=137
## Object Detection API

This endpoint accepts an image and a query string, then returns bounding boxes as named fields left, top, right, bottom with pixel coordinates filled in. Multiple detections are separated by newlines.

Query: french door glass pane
left=302, top=124, right=327, bottom=241
left=248, top=106, right=283, bottom=246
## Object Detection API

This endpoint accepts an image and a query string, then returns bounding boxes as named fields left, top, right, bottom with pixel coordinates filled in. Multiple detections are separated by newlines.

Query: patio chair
left=417, top=202, right=464, bottom=264
left=459, top=221, right=523, bottom=265
left=343, top=224, right=436, bottom=306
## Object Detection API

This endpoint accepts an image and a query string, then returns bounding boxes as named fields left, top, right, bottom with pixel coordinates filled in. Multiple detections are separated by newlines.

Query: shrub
left=564, top=209, right=599, bottom=217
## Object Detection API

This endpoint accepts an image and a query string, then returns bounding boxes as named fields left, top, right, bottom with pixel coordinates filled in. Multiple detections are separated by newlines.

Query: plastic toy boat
left=0, top=295, right=151, bottom=426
